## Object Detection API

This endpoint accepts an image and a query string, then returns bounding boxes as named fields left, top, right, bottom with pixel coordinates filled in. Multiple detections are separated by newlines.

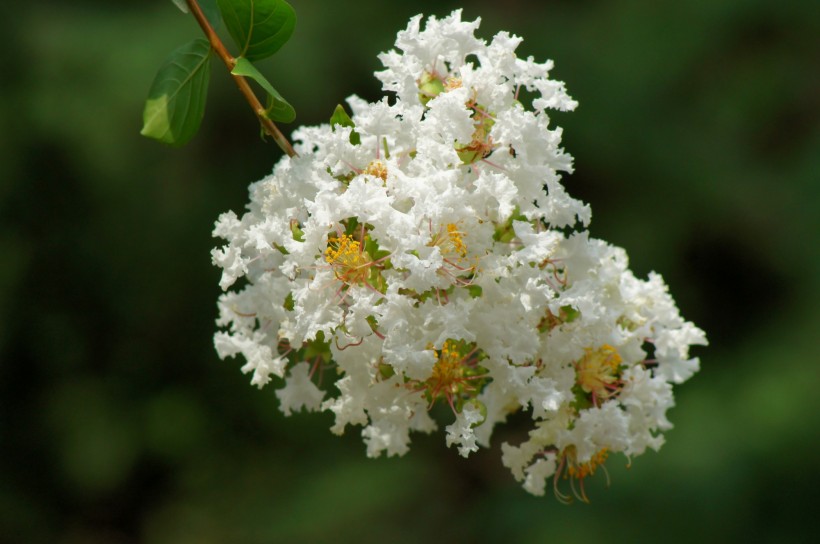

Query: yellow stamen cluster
left=430, top=223, right=467, bottom=260
left=576, top=344, right=623, bottom=402
left=444, top=76, right=463, bottom=91
left=552, top=445, right=611, bottom=503
left=421, top=339, right=486, bottom=410
left=429, top=340, right=464, bottom=392
left=325, top=234, right=371, bottom=284
left=564, top=447, right=609, bottom=480
left=363, top=160, right=388, bottom=183
left=445, top=224, right=467, bottom=258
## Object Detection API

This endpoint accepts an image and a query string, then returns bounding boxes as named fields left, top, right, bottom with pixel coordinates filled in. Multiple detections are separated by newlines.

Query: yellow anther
left=576, top=344, right=623, bottom=402
left=565, top=447, right=609, bottom=480
left=430, top=339, right=463, bottom=391
left=553, top=445, right=611, bottom=503
left=444, top=76, right=463, bottom=91
left=430, top=223, right=467, bottom=260
left=446, top=224, right=467, bottom=257
left=363, top=160, right=388, bottom=182
left=325, top=234, right=371, bottom=284
left=418, top=339, right=487, bottom=411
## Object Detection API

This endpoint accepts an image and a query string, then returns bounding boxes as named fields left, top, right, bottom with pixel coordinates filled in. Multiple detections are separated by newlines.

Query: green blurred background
left=2, top=0, right=818, bottom=542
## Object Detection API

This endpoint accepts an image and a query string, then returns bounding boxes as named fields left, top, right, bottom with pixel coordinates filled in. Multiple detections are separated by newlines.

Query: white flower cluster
left=212, top=10, right=706, bottom=501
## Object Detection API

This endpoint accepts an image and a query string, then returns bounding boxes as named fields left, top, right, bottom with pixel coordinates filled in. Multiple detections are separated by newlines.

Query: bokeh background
left=2, top=0, right=818, bottom=542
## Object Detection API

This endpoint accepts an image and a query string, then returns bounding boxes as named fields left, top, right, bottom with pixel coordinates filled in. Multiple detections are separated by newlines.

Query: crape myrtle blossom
left=211, top=10, right=706, bottom=502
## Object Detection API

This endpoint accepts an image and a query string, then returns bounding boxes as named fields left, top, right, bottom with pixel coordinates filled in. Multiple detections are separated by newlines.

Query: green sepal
left=340, top=216, right=359, bottom=236
left=570, top=385, right=593, bottom=412
left=377, top=361, right=395, bottom=380
left=365, top=236, right=390, bottom=264
left=330, top=103, right=354, bottom=127
left=456, top=106, right=495, bottom=164
left=217, top=0, right=296, bottom=61
left=330, top=104, right=361, bottom=145
left=231, top=57, right=295, bottom=122
left=418, top=71, right=445, bottom=105
left=290, top=221, right=304, bottom=242
left=492, top=207, right=528, bottom=243
left=466, top=285, right=483, bottom=298
left=141, top=38, right=212, bottom=146
left=303, top=331, right=332, bottom=364
left=456, top=146, right=480, bottom=165
left=561, top=305, right=580, bottom=323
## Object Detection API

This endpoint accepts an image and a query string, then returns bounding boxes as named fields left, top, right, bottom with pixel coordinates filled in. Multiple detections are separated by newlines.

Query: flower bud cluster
left=212, top=10, right=706, bottom=500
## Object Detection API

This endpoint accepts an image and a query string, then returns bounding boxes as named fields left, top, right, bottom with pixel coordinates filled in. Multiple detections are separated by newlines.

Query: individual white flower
left=523, top=455, right=557, bottom=497
left=212, top=10, right=707, bottom=501
left=275, top=362, right=326, bottom=416
left=445, top=402, right=485, bottom=457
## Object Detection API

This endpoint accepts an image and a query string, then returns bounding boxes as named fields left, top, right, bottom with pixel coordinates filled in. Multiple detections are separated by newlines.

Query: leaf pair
left=142, top=0, right=296, bottom=147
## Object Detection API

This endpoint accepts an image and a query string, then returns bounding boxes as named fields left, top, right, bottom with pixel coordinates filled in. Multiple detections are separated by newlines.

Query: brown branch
left=185, top=0, right=297, bottom=157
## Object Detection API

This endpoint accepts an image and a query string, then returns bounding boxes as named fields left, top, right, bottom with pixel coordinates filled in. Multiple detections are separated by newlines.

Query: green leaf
left=217, top=0, right=296, bottom=61
left=330, top=104, right=360, bottom=145
left=141, top=38, right=212, bottom=146
left=199, top=0, right=224, bottom=30
left=231, top=57, right=295, bottom=123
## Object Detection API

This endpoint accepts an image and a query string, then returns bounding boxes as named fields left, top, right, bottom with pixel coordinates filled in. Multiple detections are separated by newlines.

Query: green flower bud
left=418, top=71, right=445, bottom=105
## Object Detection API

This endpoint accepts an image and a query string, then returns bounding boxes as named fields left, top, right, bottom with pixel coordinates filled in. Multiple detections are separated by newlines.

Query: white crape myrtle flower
left=212, top=10, right=707, bottom=502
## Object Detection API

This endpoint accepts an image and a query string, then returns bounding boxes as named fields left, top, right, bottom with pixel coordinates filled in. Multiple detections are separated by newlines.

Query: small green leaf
left=231, top=57, right=295, bottom=123
left=330, top=104, right=360, bottom=145
left=141, top=38, right=212, bottom=146
left=217, top=0, right=296, bottom=61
